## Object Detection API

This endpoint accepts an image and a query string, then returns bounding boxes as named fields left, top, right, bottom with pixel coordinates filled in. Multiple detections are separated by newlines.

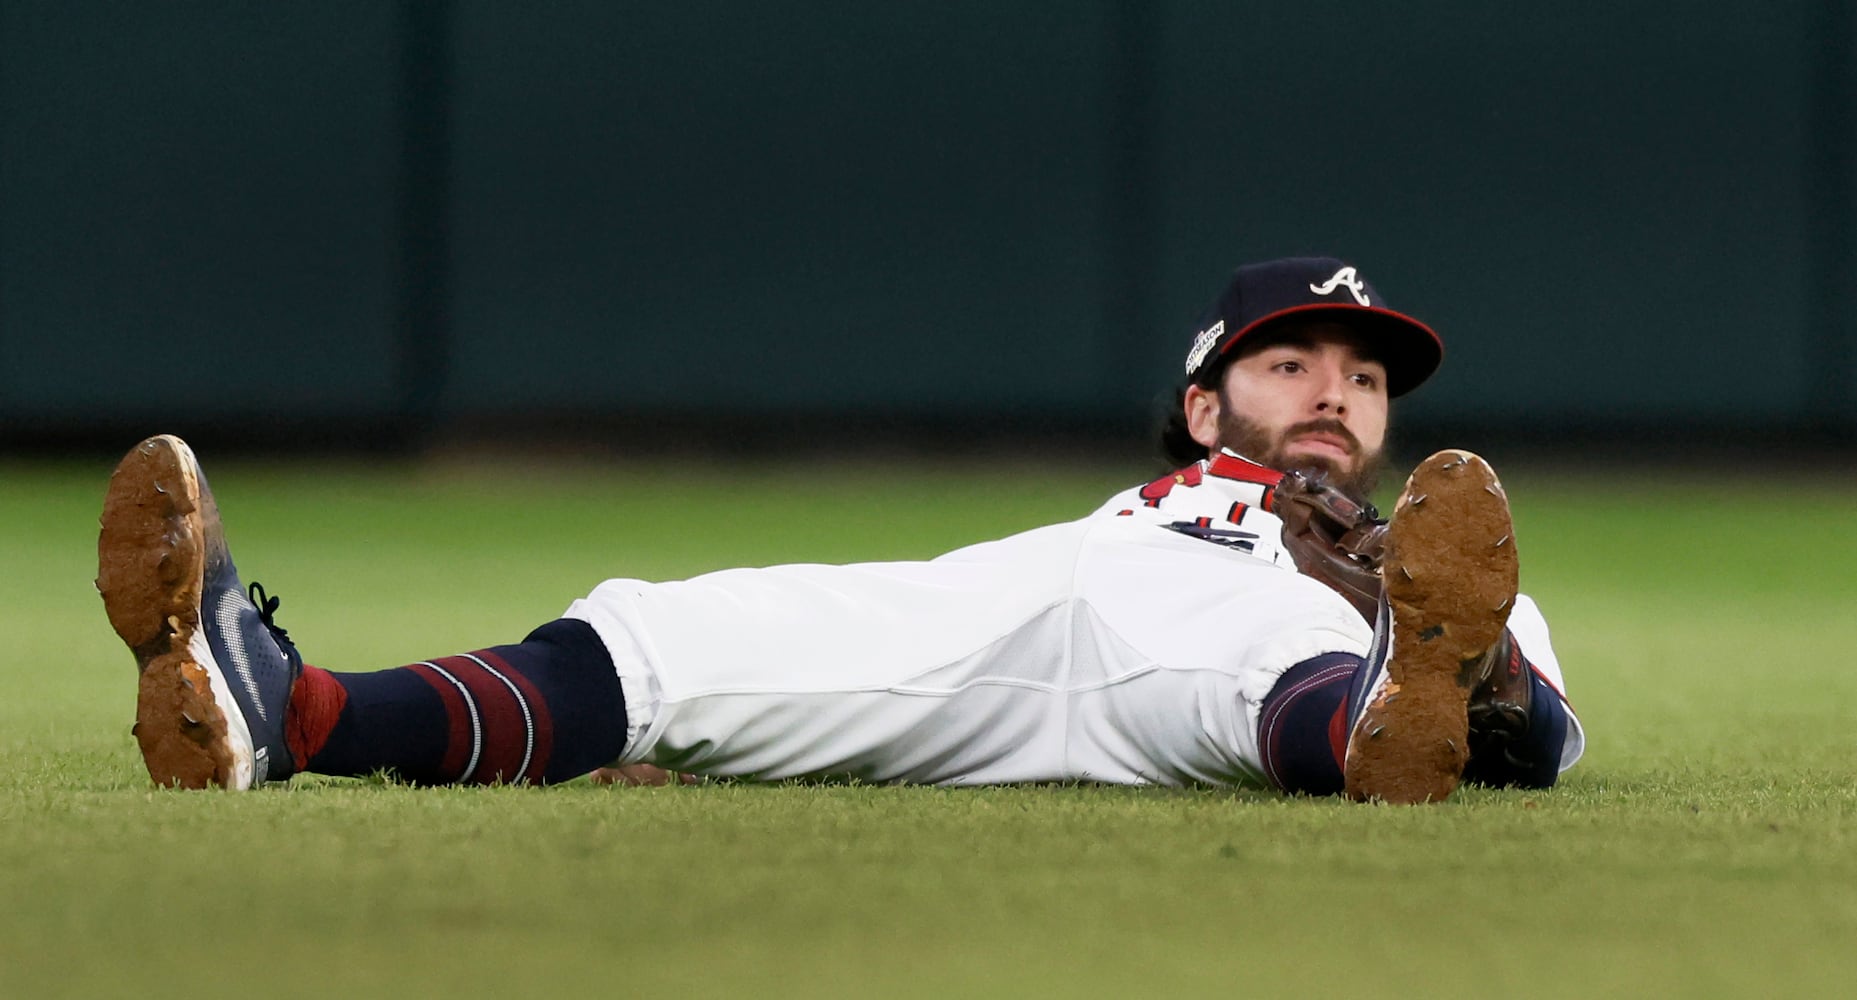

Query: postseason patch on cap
left=1184, top=319, right=1224, bottom=375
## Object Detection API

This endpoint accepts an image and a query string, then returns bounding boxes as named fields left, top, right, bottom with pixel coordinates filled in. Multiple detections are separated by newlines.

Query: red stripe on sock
left=286, top=665, right=347, bottom=771
left=1327, top=700, right=1349, bottom=771
left=434, top=654, right=531, bottom=785
left=477, top=648, right=555, bottom=783
left=406, top=662, right=474, bottom=781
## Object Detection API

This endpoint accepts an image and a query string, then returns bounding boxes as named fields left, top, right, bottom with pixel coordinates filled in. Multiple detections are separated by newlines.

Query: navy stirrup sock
left=1257, top=652, right=1359, bottom=796
left=295, top=618, right=627, bottom=785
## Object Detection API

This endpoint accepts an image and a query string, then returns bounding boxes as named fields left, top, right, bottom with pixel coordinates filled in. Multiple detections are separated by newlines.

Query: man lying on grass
left=97, top=258, right=1581, bottom=804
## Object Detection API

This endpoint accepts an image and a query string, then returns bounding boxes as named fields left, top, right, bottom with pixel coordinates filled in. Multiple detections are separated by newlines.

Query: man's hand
left=589, top=764, right=702, bottom=786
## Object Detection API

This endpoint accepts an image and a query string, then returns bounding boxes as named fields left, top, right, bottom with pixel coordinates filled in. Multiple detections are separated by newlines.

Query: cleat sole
left=97, top=435, right=252, bottom=789
left=1344, top=449, right=1519, bottom=804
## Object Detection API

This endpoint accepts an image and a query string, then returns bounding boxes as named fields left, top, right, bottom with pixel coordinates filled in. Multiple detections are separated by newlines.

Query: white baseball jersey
left=1091, top=450, right=1584, bottom=775
left=563, top=450, right=1583, bottom=786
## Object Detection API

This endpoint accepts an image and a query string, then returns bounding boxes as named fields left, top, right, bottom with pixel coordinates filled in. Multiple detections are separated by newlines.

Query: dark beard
left=1216, top=407, right=1384, bottom=497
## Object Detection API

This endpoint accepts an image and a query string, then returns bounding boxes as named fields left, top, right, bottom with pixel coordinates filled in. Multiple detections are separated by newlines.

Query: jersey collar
left=1205, top=449, right=1287, bottom=488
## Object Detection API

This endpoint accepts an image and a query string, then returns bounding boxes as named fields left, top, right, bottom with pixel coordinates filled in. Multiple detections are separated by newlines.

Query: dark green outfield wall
left=2, top=2, right=1852, bottom=449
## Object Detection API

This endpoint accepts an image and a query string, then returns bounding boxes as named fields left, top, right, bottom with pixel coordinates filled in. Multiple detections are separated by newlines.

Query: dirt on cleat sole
left=1344, top=449, right=1519, bottom=804
left=96, top=435, right=236, bottom=789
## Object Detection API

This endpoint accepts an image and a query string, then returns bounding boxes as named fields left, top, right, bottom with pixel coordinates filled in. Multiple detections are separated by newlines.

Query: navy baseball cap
left=1182, top=257, right=1443, bottom=397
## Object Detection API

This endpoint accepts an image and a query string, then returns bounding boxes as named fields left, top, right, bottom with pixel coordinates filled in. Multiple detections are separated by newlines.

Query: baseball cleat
left=1462, top=628, right=1535, bottom=776
left=1342, top=449, right=1518, bottom=804
left=96, top=434, right=301, bottom=790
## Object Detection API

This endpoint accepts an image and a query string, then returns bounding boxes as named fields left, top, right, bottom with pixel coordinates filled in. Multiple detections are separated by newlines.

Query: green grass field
left=3, top=450, right=1854, bottom=998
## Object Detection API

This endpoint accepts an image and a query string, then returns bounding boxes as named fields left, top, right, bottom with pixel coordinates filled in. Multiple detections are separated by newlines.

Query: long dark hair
left=1156, top=380, right=1203, bottom=469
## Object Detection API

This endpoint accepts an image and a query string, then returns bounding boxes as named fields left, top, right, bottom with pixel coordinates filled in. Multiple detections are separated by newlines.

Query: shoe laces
left=248, top=581, right=304, bottom=671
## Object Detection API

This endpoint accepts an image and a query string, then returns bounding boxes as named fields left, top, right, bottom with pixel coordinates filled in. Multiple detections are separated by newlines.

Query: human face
left=1183, top=321, right=1390, bottom=493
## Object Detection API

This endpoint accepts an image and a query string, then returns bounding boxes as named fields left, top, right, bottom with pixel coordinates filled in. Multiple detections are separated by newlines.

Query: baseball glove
left=1273, top=471, right=1386, bottom=622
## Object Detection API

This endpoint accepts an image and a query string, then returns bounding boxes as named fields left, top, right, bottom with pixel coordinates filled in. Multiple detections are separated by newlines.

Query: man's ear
left=1183, top=383, right=1223, bottom=452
